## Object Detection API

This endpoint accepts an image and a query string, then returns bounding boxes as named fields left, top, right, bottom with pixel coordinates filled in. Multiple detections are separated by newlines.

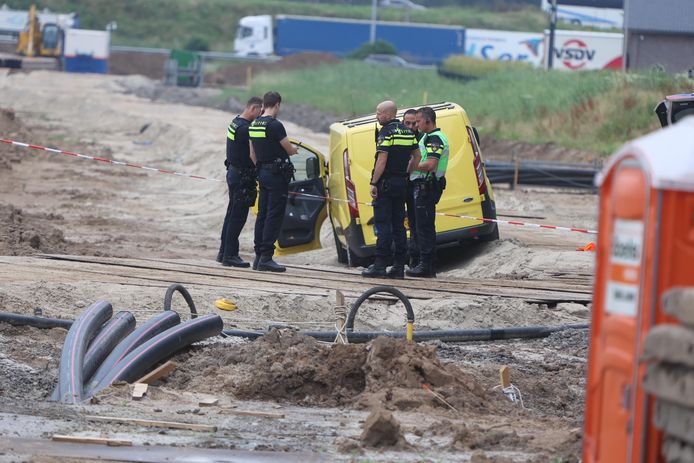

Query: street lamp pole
left=547, top=0, right=558, bottom=70
left=370, top=0, right=377, bottom=44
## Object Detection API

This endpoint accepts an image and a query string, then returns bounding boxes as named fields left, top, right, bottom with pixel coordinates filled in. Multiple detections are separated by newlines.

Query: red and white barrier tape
left=3, top=137, right=597, bottom=235
left=289, top=191, right=597, bottom=234
left=0, top=138, right=223, bottom=182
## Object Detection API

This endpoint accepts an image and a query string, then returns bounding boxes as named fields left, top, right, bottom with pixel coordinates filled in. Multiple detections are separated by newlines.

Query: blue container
left=64, top=54, right=108, bottom=74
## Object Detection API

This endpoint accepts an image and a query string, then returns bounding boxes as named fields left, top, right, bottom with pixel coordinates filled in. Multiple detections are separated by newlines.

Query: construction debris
left=643, top=288, right=694, bottom=462
left=51, top=435, right=132, bottom=447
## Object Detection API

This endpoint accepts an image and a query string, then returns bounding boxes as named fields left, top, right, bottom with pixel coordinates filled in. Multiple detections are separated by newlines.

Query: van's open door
left=275, top=140, right=328, bottom=255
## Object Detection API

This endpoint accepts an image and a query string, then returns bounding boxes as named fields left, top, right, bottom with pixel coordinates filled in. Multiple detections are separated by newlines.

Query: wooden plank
left=84, top=415, right=217, bottom=432
left=198, top=398, right=219, bottom=407
left=135, top=361, right=176, bottom=385
left=218, top=408, right=285, bottom=419
left=40, top=254, right=592, bottom=303
left=51, top=435, right=132, bottom=447
left=131, top=383, right=148, bottom=400
left=499, top=366, right=511, bottom=389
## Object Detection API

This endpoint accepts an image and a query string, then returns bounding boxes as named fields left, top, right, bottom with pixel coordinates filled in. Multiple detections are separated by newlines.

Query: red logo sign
left=555, top=39, right=596, bottom=70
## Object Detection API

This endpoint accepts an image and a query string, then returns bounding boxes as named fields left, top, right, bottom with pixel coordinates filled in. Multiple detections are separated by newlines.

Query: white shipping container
left=466, top=29, right=544, bottom=66
left=64, top=29, right=110, bottom=59
left=0, top=7, right=76, bottom=35
left=544, top=30, right=623, bottom=71
left=64, top=29, right=110, bottom=74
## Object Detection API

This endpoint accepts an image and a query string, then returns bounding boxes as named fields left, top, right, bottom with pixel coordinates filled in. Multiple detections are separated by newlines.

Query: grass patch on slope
left=237, top=61, right=688, bottom=155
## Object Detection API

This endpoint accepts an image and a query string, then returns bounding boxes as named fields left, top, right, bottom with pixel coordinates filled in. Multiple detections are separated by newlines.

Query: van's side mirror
left=306, top=156, right=319, bottom=179
left=654, top=101, right=669, bottom=128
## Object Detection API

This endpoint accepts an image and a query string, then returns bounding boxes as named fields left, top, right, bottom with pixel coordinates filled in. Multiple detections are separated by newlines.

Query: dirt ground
left=0, top=69, right=598, bottom=462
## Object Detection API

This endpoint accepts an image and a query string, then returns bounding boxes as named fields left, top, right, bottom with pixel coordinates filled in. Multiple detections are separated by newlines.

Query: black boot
left=362, top=261, right=387, bottom=278
left=221, top=255, right=250, bottom=268
left=408, top=254, right=420, bottom=269
left=252, top=254, right=260, bottom=271
left=216, top=252, right=223, bottom=263
left=386, top=266, right=404, bottom=279
left=406, top=262, right=436, bottom=278
left=257, top=255, right=286, bottom=272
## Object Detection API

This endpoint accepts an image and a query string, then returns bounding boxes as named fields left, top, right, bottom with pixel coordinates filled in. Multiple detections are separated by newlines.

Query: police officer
left=362, top=100, right=420, bottom=279
left=402, top=108, right=421, bottom=269
left=406, top=106, right=450, bottom=278
left=217, top=96, right=263, bottom=267
left=249, top=91, right=297, bottom=272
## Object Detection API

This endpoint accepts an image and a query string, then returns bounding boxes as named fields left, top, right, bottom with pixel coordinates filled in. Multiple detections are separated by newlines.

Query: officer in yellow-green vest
left=406, top=106, right=450, bottom=278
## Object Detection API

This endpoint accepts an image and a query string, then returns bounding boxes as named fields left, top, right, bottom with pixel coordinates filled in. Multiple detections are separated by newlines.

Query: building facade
left=624, top=0, right=694, bottom=73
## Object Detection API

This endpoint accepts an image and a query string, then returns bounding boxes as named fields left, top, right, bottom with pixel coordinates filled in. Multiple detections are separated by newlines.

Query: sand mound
left=360, top=408, right=408, bottom=448
left=0, top=205, right=69, bottom=256
left=167, top=331, right=495, bottom=412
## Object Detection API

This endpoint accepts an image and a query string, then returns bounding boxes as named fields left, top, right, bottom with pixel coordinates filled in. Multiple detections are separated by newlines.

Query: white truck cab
left=233, top=15, right=273, bottom=57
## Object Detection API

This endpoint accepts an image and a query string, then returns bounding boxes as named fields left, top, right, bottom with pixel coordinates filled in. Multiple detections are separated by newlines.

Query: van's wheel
left=347, top=248, right=370, bottom=268
left=333, top=228, right=348, bottom=264
left=479, top=225, right=500, bottom=242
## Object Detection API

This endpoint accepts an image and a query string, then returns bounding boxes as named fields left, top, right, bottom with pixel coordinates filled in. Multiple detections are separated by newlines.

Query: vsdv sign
left=555, top=39, right=596, bottom=70
left=466, top=29, right=544, bottom=67
left=546, top=30, right=624, bottom=71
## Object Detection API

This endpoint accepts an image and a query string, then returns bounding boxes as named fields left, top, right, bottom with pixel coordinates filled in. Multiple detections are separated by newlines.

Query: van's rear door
left=275, top=140, right=328, bottom=255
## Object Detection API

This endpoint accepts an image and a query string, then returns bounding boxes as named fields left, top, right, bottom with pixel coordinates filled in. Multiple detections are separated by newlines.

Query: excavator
left=15, top=4, right=63, bottom=58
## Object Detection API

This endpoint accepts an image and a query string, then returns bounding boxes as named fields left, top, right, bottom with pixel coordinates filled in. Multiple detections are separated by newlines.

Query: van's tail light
left=467, top=126, right=487, bottom=195
left=343, top=149, right=360, bottom=219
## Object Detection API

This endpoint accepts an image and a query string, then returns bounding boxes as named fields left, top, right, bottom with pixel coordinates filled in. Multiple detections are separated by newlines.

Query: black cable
left=345, top=285, right=414, bottom=332
left=223, top=323, right=589, bottom=344
left=0, top=312, right=73, bottom=330
left=163, top=283, right=198, bottom=319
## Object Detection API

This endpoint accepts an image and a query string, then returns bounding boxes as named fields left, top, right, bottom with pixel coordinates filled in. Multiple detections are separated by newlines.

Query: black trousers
left=413, top=181, right=439, bottom=266
left=405, top=179, right=418, bottom=262
left=254, top=168, right=288, bottom=257
left=219, top=168, right=251, bottom=259
left=373, top=177, right=407, bottom=266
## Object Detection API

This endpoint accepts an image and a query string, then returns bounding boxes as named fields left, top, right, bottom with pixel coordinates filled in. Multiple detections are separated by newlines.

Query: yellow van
left=275, top=102, right=498, bottom=265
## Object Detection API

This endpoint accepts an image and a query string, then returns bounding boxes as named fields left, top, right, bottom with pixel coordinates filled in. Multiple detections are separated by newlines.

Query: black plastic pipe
left=346, top=286, right=414, bottom=332
left=55, top=301, right=113, bottom=404
left=83, top=311, right=136, bottom=384
left=0, top=312, right=73, bottom=330
left=163, top=283, right=198, bottom=319
left=51, top=311, right=137, bottom=402
left=88, top=313, right=223, bottom=397
left=222, top=323, right=589, bottom=344
left=84, top=310, right=181, bottom=395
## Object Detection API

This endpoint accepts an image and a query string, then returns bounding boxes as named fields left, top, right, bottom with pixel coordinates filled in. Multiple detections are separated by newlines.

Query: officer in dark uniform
left=407, top=106, right=450, bottom=278
left=249, top=91, right=297, bottom=272
left=362, top=100, right=420, bottom=279
left=402, top=108, right=422, bottom=269
left=217, top=96, right=263, bottom=267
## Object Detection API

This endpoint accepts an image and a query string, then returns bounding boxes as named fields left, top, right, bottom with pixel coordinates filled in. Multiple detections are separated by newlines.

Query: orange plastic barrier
left=584, top=117, right=694, bottom=463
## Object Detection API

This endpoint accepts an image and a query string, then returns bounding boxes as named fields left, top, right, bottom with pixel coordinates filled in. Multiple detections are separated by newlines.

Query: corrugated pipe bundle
left=0, top=283, right=221, bottom=403
left=485, top=160, right=599, bottom=190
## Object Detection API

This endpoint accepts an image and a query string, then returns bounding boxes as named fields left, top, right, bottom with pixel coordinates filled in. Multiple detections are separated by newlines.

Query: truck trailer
left=234, top=14, right=465, bottom=65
